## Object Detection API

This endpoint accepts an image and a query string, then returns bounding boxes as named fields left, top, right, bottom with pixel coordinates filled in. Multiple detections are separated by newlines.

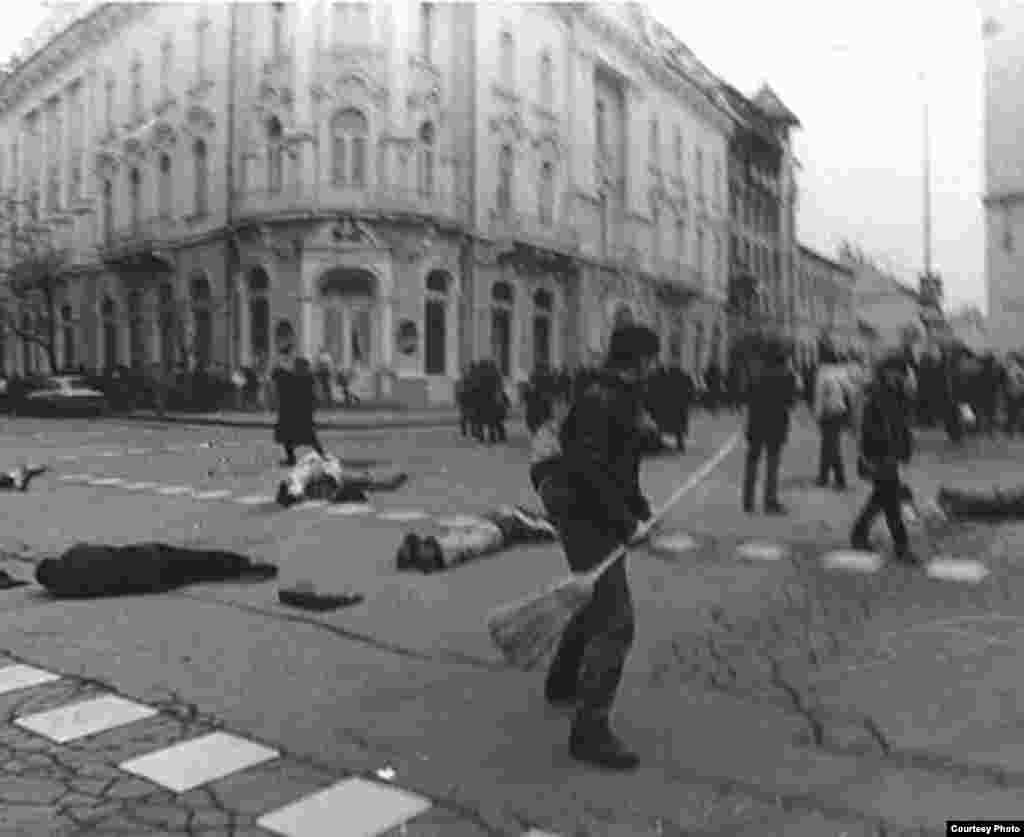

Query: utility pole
left=921, top=71, right=932, bottom=277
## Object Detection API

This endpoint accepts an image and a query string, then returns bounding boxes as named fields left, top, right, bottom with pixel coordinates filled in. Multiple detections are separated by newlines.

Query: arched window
left=532, top=288, right=553, bottom=371
left=490, top=281, right=513, bottom=378
left=190, top=275, right=212, bottom=368
left=248, top=267, right=270, bottom=363
left=676, top=218, right=687, bottom=267
left=496, top=145, right=513, bottom=217
left=102, top=180, right=113, bottom=243
left=130, top=167, right=142, bottom=233
left=418, top=122, right=435, bottom=198
left=61, top=304, right=74, bottom=370
left=500, top=31, right=515, bottom=88
left=192, top=139, right=208, bottom=216
left=539, top=51, right=553, bottom=108
left=101, top=297, right=118, bottom=371
left=538, top=160, right=554, bottom=227
left=128, top=290, right=146, bottom=369
left=158, top=153, right=172, bottom=218
left=331, top=108, right=368, bottom=188
left=159, top=282, right=176, bottom=370
left=266, top=117, right=283, bottom=194
left=21, top=312, right=33, bottom=375
left=424, top=270, right=449, bottom=375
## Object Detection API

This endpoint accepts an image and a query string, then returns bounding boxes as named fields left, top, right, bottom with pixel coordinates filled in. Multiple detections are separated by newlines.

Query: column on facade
left=60, top=91, right=72, bottom=211
left=569, top=45, right=591, bottom=195
left=38, top=105, right=50, bottom=214
left=381, top=293, right=395, bottom=368
left=299, top=259, right=314, bottom=360
left=291, top=0, right=319, bottom=193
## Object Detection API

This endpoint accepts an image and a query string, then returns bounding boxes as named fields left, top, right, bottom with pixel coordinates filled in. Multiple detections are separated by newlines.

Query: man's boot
left=569, top=713, right=639, bottom=771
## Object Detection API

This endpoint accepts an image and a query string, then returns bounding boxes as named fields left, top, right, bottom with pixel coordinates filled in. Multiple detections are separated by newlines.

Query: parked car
left=22, top=375, right=109, bottom=416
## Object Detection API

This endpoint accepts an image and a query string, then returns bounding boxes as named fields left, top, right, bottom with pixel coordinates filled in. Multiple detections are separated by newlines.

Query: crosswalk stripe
left=235, top=495, right=272, bottom=505
left=16, top=695, right=158, bottom=744
left=155, top=485, right=193, bottom=496
left=327, top=503, right=374, bottom=516
left=377, top=510, right=430, bottom=523
left=822, top=550, right=883, bottom=573
left=120, top=731, right=278, bottom=793
left=301, top=500, right=329, bottom=510
left=192, top=489, right=232, bottom=500
left=0, top=664, right=61, bottom=695
left=256, top=777, right=432, bottom=837
left=88, top=477, right=123, bottom=486
left=926, top=558, right=990, bottom=583
left=736, top=541, right=787, bottom=561
left=122, top=481, right=157, bottom=490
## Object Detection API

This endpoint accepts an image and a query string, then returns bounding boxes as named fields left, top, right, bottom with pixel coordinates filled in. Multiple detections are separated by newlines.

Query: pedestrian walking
left=851, top=353, right=917, bottom=563
left=272, top=352, right=327, bottom=466
left=538, top=323, right=659, bottom=770
left=1004, top=353, right=1024, bottom=434
left=703, top=360, right=722, bottom=414
left=316, top=347, right=334, bottom=408
left=814, top=345, right=852, bottom=490
left=742, top=337, right=797, bottom=515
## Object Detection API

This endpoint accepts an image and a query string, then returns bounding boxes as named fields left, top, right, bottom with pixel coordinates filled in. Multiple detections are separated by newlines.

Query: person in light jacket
left=814, top=346, right=853, bottom=490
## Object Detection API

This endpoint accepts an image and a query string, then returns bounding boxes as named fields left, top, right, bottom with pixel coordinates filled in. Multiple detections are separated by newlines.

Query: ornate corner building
left=0, top=1, right=794, bottom=404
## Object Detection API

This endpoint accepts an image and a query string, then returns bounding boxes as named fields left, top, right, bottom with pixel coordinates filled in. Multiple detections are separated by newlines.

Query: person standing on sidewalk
left=742, top=337, right=797, bottom=515
left=851, top=353, right=917, bottom=562
left=540, top=323, right=659, bottom=771
left=814, top=344, right=852, bottom=490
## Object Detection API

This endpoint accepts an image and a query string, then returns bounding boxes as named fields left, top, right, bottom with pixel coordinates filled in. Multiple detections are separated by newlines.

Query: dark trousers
left=1007, top=396, right=1024, bottom=434
left=544, top=516, right=634, bottom=720
left=817, top=416, right=847, bottom=487
left=852, top=476, right=908, bottom=553
left=283, top=434, right=326, bottom=465
left=743, top=437, right=782, bottom=509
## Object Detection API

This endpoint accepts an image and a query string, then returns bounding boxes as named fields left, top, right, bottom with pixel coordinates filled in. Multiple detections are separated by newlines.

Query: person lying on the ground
left=396, top=505, right=558, bottom=573
left=935, top=484, right=1024, bottom=520
left=35, top=543, right=277, bottom=599
left=0, top=465, right=47, bottom=492
left=275, top=451, right=408, bottom=507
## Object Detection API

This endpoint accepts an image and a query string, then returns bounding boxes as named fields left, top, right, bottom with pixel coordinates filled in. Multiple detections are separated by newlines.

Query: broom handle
left=578, top=431, right=740, bottom=587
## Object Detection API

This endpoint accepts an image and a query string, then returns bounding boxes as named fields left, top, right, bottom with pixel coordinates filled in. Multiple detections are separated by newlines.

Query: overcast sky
left=0, top=0, right=989, bottom=313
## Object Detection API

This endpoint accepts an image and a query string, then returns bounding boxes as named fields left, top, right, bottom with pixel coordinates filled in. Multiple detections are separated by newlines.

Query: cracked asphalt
left=0, top=409, right=1022, bottom=835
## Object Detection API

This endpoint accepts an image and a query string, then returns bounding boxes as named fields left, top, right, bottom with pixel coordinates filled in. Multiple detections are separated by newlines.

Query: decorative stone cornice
left=0, top=4, right=150, bottom=116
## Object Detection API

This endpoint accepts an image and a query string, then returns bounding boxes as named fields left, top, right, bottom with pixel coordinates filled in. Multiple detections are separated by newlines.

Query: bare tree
left=0, top=223, right=71, bottom=375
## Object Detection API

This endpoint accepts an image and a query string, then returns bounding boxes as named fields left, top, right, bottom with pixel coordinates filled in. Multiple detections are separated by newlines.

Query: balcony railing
left=487, top=210, right=579, bottom=252
left=234, top=183, right=467, bottom=223
left=102, top=217, right=178, bottom=258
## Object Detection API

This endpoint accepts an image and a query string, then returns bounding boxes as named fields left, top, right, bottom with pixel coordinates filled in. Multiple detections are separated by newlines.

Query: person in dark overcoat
left=272, top=352, right=327, bottom=466
left=851, top=353, right=916, bottom=562
left=742, top=337, right=797, bottom=514
left=539, top=324, right=659, bottom=771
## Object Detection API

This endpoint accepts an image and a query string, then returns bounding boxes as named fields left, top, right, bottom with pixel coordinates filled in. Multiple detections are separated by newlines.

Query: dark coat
left=745, top=361, right=797, bottom=447
left=859, top=381, right=912, bottom=476
left=273, top=364, right=318, bottom=446
left=559, top=370, right=652, bottom=545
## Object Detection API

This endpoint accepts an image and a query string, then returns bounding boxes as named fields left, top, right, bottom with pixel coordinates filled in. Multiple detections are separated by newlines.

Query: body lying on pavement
left=396, top=505, right=557, bottom=573
left=276, top=451, right=408, bottom=507
left=35, top=543, right=277, bottom=598
left=0, top=465, right=47, bottom=492
left=936, top=485, right=1024, bottom=520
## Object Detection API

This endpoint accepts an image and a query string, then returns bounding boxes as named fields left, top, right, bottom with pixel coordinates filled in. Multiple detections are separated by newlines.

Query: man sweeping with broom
left=527, top=323, right=660, bottom=771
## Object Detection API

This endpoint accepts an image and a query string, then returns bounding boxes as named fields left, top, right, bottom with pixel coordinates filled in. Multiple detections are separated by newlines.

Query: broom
left=487, top=433, right=739, bottom=670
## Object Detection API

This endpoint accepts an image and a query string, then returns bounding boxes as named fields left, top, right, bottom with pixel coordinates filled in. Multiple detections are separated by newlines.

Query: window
left=599, top=193, right=609, bottom=255
left=102, top=180, right=113, bottom=243
left=158, top=153, right=172, bottom=218
left=714, top=157, right=723, bottom=208
left=190, top=276, right=212, bottom=368
left=532, top=289, right=553, bottom=371
left=595, top=100, right=606, bottom=154
left=538, top=160, right=555, bottom=226
left=271, top=3, right=286, bottom=60
left=491, top=281, right=514, bottom=377
left=160, top=37, right=173, bottom=99
left=47, top=163, right=60, bottom=212
left=539, top=51, right=553, bottom=108
left=500, top=31, right=515, bottom=88
left=676, top=219, right=687, bottom=266
left=60, top=305, right=74, bottom=369
left=104, top=77, right=115, bottom=133
left=649, top=117, right=659, bottom=162
left=331, top=109, right=369, bottom=187
left=195, top=16, right=209, bottom=85
left=102, top=297, right=118, bottom=370
left=695, top=148, right=704, bottom=201
left=130, top=167, right=141, bottom=233
left=696, top=226, right=705, bottom=278
left=192, top=139, right=208, bottom=216
left=420, top=3, right=433, bottom=62
left=131, top=55, right=143, bottom=121
left=712, top=232, right=721, bottom=286
left=651, top=204, right=661, bottom=262
left=128, top=291, right=146, bottom=369
left=159, top=282, right=175, bottom=370
left=70, top=154, right=81, bottom=201
left=21, top=313, right=33, bottom=376
left=424, top=271, right=449, bottom=375
left=497, top=145, right=513, bottom=216
left=333, top=2, right=370, bottom=46
left=674, top=127, right=683, bottom=178
left=417, top=121, right=435, bottom=197
left=267, top=117, right=283, bottom=194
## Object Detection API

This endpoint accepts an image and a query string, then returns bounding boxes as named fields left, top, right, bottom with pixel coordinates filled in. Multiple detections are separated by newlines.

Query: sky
left=0, top=0, right=990, bottom=313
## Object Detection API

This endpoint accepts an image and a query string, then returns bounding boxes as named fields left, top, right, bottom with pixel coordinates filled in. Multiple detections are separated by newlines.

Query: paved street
left=0, top=408, right=1022, bottom=835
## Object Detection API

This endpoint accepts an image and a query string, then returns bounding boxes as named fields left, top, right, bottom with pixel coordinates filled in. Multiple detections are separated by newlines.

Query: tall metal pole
left=921, top=71, right=932, bottom=276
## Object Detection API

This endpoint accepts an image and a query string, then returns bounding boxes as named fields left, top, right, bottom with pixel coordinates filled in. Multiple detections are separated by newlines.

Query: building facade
left=984, top=3, right=1024, bottom=354
left=0, top=1, right=736, bottom=403
left=840, top=250, right=922, bottom=357
left=793, top=244, right=857, bottom=364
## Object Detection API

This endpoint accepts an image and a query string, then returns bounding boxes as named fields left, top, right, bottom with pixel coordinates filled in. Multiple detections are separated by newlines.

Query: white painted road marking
left=257, top=777, right=432, bottom=837
left=122, top=481, right=157, bottom=491
left=192, top=489, right=232, bottom=500
left=235, top=495, right=272, bottom=505
left=737, top=541, right=787, bottom=561
left=0, top=664, right=61, bottom=695
left=120, top=731, right=279, bottom=793
left=822, top=550, right=883, bottom=573
left=327, top=503, right=375, bottom=516
left=156, top=485, right=193, bottom=496
left=926, top=558, right=990, bottom=584
left=649, top=532, right=699, bottom=553
left=88, top=477, right=123, bottom=486
left=437, top=514, right=489, bottom=529
left=377, top=510, right=430, bottom=522
left=16, top=695, right=158, bottom=744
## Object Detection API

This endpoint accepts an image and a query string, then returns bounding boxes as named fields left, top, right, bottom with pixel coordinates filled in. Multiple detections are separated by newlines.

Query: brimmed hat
left=606, top=325, right=660, bottom=370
